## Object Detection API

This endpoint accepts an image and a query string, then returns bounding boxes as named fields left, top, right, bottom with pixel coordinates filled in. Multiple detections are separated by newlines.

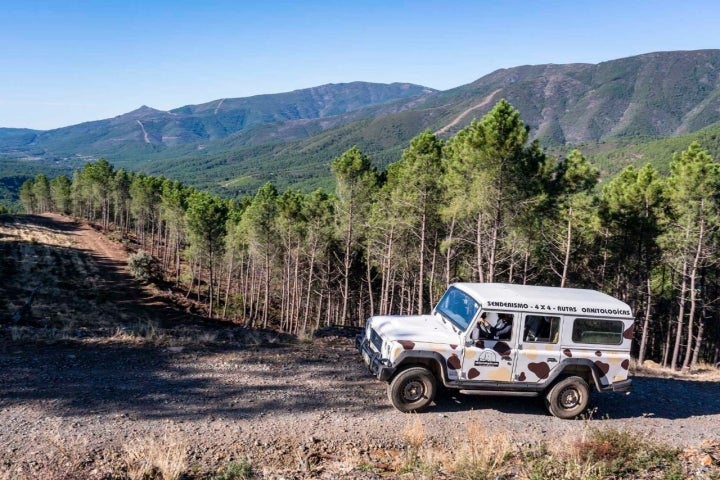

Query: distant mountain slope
left=135, top=50, right=720, bottom=195
left=428, top=49, right=720, bottom=144
left=0, top=82, right=434, bottom=158
left=588, top=121, right=720, bottom=178
left=4, top=50, right=720, bottom=198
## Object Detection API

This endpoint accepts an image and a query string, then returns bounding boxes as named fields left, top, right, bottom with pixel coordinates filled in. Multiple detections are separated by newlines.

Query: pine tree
left=547, top=150, right=599, bottom=288
left=385, top=130, right=443, bottom=313
left=19, top=178, right=36, bottom=214
left=331, top=146, right=377, bottom=324
left=49, top=175, right=72, bottom=214
left=442, top=99, right=551, bottom=284
left=240, top=182, right=279, bottom=327
left=186, top=191, right=228, bottom=318
left=600, top=164, right=664, bottom=362
left=660, top=142, right=720, bottom=370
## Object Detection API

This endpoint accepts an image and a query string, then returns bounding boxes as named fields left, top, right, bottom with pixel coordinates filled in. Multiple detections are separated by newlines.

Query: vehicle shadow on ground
left=433, top=390, right=549, bottom=416
left=429, top=375, right=720, bottom=420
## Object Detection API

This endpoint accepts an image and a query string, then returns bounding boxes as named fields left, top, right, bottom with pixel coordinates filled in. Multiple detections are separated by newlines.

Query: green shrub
left=213, top=459, right=254, bottom=480
left=127, top=251, right=162, bottom=283
left=577, top=427, right=680, bottom=477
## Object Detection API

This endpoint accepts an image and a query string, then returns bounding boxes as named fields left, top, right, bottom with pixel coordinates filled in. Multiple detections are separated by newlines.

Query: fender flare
left=392, top=350, right=451, bottom=384
left=547, top=358, right=607, bottom=391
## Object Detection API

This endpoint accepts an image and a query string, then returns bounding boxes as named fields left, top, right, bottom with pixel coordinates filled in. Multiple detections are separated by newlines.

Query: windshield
left=435, top=286, right=480, bottom=332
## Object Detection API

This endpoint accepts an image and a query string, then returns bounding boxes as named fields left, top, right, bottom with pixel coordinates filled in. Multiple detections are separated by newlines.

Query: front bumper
left=355, top=335, right=396, bottom=381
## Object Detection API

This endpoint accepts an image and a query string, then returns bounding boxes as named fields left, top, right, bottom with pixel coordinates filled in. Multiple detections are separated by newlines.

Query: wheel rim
left=559, top=386, right=581, bottom=409
left=402, top=379, right=425, bottom=403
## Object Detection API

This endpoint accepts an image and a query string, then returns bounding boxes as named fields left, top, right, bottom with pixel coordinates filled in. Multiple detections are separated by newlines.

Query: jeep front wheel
left=545, top=376, right=590, bottom=419
left=388, top=367, right=436, bottom=413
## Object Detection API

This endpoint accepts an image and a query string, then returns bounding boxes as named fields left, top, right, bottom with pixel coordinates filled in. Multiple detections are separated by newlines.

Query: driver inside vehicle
left=474, top=312, right=513, bottom=341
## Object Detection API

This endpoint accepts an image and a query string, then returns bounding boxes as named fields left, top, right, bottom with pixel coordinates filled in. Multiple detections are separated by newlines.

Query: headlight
left=369, top=328, right=383, bottom=352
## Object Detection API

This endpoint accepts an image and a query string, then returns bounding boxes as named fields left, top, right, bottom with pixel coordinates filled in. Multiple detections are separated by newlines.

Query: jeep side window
left=476, top=312, right=514, bottom=340
left=571, top=318, right=624, bottom=345
left=523, top=315, right=560, bottom=343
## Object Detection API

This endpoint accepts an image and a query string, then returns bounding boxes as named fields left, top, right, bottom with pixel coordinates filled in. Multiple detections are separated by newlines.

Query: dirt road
left=1, top=214, right=719, bottom=478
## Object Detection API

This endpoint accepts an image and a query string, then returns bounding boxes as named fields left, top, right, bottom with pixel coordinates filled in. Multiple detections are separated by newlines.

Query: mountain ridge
left=4, top=50, right=720, bottom=198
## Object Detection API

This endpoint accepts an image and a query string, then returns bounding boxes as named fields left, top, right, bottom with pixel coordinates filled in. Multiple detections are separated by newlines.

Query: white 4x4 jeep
left=356, top=283, right=633, bottom=419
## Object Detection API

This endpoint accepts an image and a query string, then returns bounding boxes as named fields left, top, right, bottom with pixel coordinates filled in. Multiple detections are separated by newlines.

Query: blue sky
left=2, top=0, right=719, bottom=130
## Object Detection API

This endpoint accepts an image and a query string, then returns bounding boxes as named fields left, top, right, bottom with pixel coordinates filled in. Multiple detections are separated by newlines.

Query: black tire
left=544, top=376, right=590, bottom=419
left=388, top=366, right=437, bottom=413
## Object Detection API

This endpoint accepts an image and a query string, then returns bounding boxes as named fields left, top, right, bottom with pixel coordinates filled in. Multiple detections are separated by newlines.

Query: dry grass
left=400, top=415, right=428, bottom=473
left=402, top=415, right=426, bottom=451
left=382, top=416, right=712, bottom=480
left=124, top=433, right=188, bottom=480
left=0, top=421, right=717, bottom=479
left=452, top=414, right=516, bottom=478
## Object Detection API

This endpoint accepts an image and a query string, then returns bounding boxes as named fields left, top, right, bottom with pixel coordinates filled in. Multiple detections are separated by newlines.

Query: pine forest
left=18, top=100, right=720, bottom=369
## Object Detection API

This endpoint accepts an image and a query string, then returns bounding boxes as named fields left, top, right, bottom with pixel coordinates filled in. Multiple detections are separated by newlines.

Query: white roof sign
left=454, top=283, right=633, bottom=319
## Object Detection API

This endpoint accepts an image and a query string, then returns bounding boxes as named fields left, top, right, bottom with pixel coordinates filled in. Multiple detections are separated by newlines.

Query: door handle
left=547, top=358, right=557, bottom=363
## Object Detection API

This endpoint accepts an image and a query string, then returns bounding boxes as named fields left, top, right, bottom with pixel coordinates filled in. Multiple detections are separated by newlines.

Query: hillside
left=4, top=50, right=720, bottom=197
left=0, top=82, right=433, bottom=158
left=587, top=121, right=720, bottom=177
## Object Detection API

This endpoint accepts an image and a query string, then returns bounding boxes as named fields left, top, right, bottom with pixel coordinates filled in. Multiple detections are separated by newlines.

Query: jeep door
left=512, top=314, right=562, bottom=383
left=460, top=311, right=518, bottom=382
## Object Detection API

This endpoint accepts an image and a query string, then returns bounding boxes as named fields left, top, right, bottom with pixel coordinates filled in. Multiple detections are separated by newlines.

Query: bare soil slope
left=1, top=214, right=719, bottom=479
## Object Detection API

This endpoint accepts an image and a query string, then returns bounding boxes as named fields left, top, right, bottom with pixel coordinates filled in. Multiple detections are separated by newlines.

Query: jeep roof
left=453, top=283, right=633, bottom=320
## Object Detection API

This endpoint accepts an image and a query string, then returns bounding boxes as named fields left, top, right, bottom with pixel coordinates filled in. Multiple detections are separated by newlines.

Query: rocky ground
left=1, top=214, right=719, bottom=479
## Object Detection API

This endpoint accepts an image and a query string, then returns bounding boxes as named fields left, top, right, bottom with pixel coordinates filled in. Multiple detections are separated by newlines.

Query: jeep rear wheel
left=388, top=367, right=436, bottom=413
left=545, top=376, right=590, bottom=419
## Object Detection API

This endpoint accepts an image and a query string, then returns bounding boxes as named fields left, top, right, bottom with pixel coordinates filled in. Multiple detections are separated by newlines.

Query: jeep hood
left=370, top=314, right=462, bottom=345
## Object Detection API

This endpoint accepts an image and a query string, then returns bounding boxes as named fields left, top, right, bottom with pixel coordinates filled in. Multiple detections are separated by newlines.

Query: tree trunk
left=488, top=209, right=500, bottom=283
left=263, top=250, right=270, bottom=328
left=637, top=275, right=653, bottom=364
left=302, top=246, right=317, bottom=333
left=207, top=254, right=214, bottom=319
left=671, top=258, right=688, bottom=370
left=417, top=211, right=426, bottom=315
left=561, top=206, right=573, bottom=288
left=682, top=220, right=704, bottom=370
left=428, top=234, right=437, bottom=309
left=690, top=297, right=706, bottom=369
left=662, top=314, right=672, bottom=368
left=380, top=225, right=395, bottom=315
left=476, top=212, right=485, bottom=282
left=445, top=216, right=455, bottom=287
left=222, top=251, right=234, bottom=320
left=340, top=201, right=354, bottom=325
left=366, top=257, right=375, bottom=316
left=292, top=249, right=301, bottom=334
